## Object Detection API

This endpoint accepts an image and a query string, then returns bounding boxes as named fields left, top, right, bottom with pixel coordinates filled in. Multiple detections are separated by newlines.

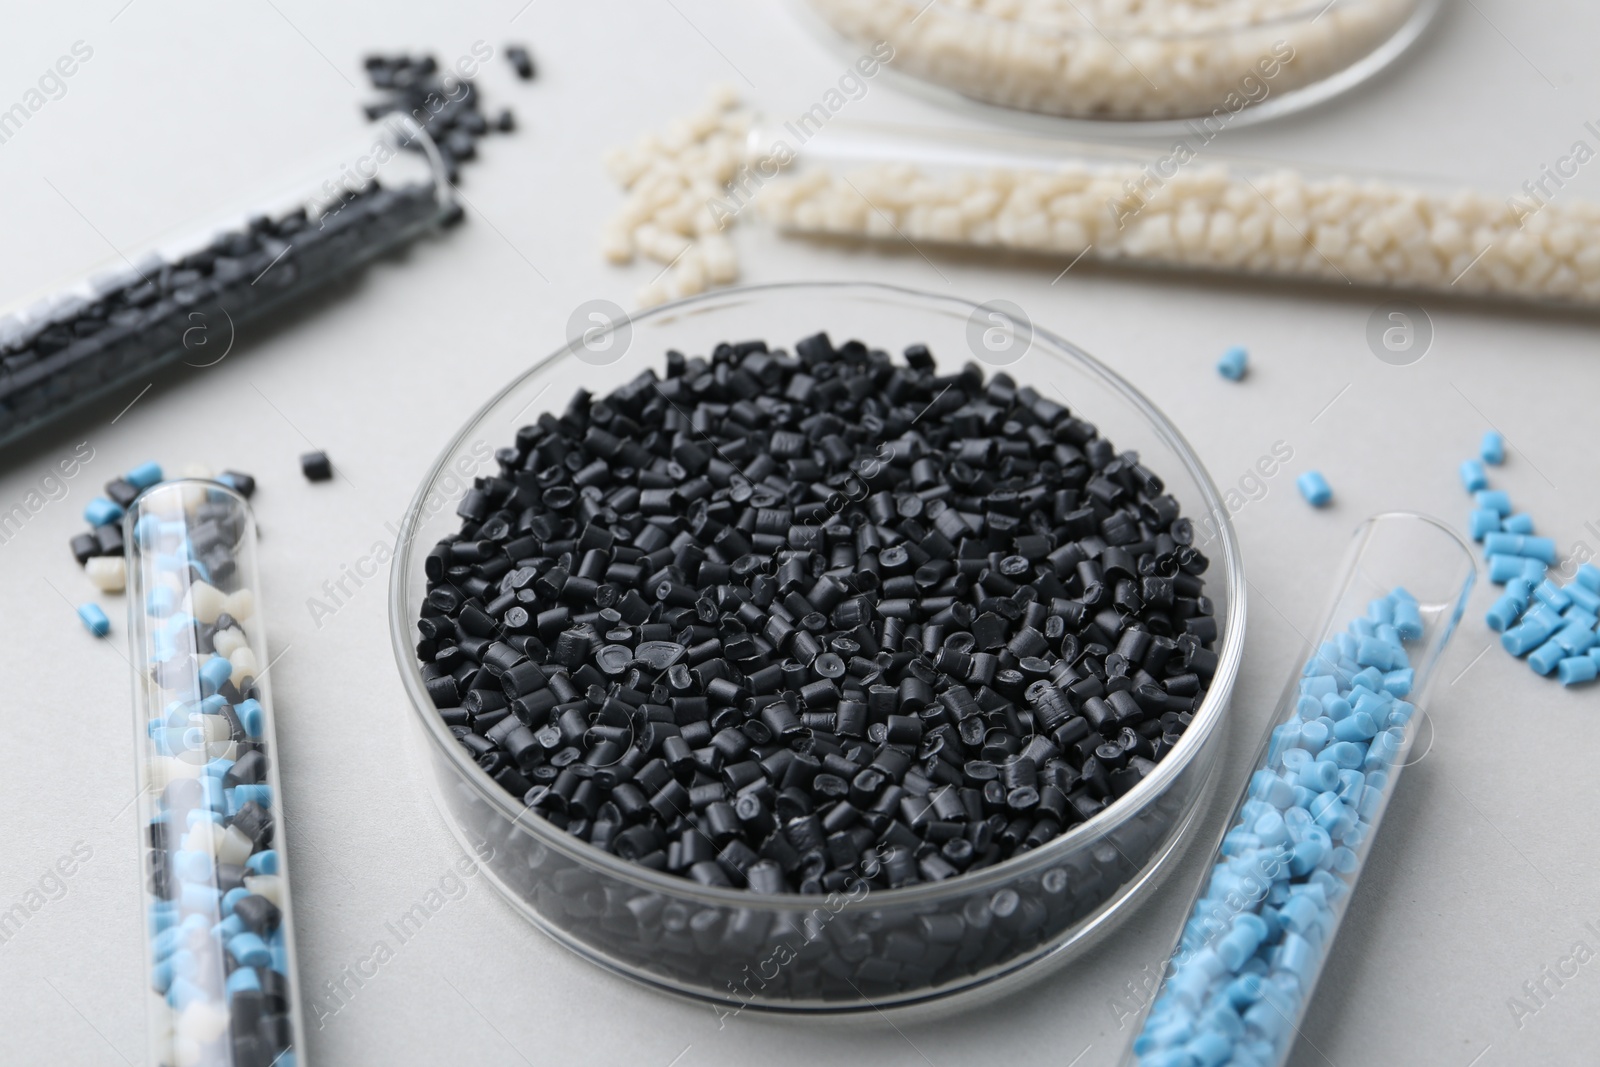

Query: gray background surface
left=0, top=1, right=1596, bottom=1064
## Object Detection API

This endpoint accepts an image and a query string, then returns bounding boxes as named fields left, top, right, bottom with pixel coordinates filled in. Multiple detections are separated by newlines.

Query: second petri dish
left=797, top=0, right=1443, bottom=126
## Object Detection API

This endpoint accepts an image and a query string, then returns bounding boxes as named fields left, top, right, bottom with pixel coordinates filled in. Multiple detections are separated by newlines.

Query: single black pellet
left=106, top=478, right=141, bottom=508
left=505, top=45, right=536, bottom=80
left=71, top=532, right=100, bottom=565
left=219, top=470, right=257, bottom=498
left=299, top=451, right=332, bottom=482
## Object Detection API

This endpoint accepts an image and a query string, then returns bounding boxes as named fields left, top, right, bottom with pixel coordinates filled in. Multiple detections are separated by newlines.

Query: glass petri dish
left=795, top=0, right=1444, bottom=130
left=389, top=281, right=1246, bottom=1012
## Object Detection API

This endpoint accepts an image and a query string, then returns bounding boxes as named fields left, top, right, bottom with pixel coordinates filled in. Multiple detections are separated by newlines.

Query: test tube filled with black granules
left=126, top=481, right=304, bottom=1067
left=0, top=113, right=451, bottom=452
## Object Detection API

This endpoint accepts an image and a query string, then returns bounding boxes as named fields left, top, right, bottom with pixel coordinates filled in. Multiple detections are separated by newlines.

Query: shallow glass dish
left=389, top=281, right=1246, bottom=1012
left=797, top=0, right=1442, bottom=128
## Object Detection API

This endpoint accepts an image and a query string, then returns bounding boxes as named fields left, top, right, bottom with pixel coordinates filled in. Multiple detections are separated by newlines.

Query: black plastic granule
left=299, top=451, right=332, bottom=482
left=418, top=333, right=1215, bottom=894
left=219, top=470, right=257, bottom=498
left=505, top=45, right=536, bottom=81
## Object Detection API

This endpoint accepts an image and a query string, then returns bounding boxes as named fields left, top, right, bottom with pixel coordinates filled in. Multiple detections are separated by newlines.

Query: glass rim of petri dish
left=388, top=279, right=1248, bottom=911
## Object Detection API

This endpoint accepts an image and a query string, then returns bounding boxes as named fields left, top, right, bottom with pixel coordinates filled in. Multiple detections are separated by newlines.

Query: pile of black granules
left=416, top=333, right=1216, bottom=894
left=362, top=49, right=525, bottom=193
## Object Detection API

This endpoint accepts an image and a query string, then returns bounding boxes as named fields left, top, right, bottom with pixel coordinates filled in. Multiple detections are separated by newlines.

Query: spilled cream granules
left=600, top=86, right=748, bottom=308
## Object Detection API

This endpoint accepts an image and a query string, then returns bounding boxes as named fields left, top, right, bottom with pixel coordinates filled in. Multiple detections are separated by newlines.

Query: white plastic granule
left=86, top=555, right=127, bottom=593
left=600, top=85, right=748, bottom=308
left=756, top=159, right=1600, bottom=305
left=806, top=0, right=1424, bottom=120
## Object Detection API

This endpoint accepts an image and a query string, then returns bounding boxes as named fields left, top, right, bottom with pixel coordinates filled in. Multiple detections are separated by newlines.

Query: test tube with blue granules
left=1127, top=513, right=1475, bottom=1067
left=126, top=480, right=303, bottom=1067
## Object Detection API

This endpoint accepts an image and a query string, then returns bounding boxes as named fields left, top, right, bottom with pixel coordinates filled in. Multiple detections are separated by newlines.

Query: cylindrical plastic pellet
left=1126, top=513, right=1475, bottom=1067
left=1217, top=347, right=1247, bottom=381
left=126, top=481, right=304, bottom=1067
left=1488, top=554, right=1540, bottom=584
left=1578, top=564, right=1600, bottom=594
left=1533, top=580, right=1572, bottom=611
left=78, top=601, right=111, bottom=636
left=1505, top=602, right=1563, bottom=655
left=1467, top=508, right=1500, bottom=541
left=1486, top=577, right=1532, bottom=633
left=1483, top=532, right=1557, bottom=564
left=1474, top=490, right=1511, bottom=516
left=1296, top=471, right=1332, bottom=508
left=1568, top=583, right=1600, bottom=615
left=1560, top=656, right=1599, bottom=686
left=1529, top=639, right=1566, bottom=675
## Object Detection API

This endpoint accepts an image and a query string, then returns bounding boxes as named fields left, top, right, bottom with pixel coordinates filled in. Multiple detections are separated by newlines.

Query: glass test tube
left=1125, top=513, right=1475, bottom=1067
left=0, top=113, right=452, bottom=451
left=126, top=481, right=303, bottom=1067
left=747, top=118, right=1600, bottom=309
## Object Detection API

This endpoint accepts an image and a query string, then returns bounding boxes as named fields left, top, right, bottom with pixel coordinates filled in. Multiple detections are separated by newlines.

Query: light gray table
left=1, top=1, right=1595, bottom=1064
